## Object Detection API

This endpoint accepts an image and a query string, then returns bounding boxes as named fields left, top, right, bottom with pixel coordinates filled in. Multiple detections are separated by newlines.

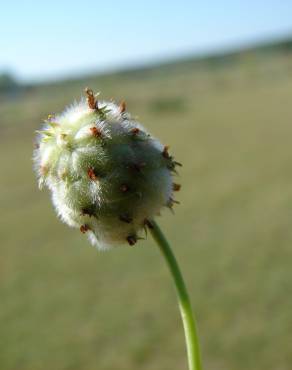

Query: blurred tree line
left=0, top=72, right=20, bottom=95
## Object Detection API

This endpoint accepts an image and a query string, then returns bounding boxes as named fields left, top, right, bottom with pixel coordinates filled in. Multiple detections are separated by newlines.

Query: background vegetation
left=1, top=38, right=292, bottom=370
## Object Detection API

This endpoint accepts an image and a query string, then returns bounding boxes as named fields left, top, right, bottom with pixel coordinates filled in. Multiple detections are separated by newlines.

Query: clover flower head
left=33, top=89, right=181, bottom=249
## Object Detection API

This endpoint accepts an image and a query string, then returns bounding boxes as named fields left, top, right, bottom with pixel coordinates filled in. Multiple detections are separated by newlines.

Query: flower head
left=34, top=89, right=181, bottom=249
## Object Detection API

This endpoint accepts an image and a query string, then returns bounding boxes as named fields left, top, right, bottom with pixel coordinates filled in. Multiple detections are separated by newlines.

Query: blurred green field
left=1, top=49, right=292, bottom=370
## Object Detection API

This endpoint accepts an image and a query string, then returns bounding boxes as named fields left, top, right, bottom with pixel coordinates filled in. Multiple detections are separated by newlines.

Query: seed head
left=33, top=89, right=181, bottom=249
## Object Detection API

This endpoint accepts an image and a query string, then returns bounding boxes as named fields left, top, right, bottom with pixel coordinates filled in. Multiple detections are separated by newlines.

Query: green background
left=1, top=47, right=292, bottom=369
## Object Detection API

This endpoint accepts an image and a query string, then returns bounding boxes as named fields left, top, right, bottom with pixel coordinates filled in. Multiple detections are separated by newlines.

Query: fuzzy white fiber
left=34, top=94, right=178, bottom=249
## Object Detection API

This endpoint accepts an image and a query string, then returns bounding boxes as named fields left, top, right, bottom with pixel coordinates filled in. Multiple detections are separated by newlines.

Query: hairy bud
left=33, top=89, right=181, bottom=249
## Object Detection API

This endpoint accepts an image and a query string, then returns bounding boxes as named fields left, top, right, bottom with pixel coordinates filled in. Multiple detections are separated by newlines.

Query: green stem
left=149, top=220, right=202, bottom=370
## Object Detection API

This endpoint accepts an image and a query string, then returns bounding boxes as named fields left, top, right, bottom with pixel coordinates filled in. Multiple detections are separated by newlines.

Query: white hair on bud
left=34, top=91, right=180, bottom=249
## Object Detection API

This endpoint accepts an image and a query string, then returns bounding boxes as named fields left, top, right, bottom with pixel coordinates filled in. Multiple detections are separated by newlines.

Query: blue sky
left=1, top=1, right=292, bottom=82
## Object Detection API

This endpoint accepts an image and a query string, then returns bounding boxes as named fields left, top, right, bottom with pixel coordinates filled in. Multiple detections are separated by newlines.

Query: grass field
left=1, top=50, right=292, bottom=370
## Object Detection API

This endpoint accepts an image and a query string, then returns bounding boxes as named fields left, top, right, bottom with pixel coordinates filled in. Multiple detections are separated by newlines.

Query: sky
left=1, top=1, right=292, bottom=82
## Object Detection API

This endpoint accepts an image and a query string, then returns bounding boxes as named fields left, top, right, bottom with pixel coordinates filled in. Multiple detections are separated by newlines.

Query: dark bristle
left=81, top=208, right=95, bottom=217
left=173, top=183, right=181, bottom=191
left=127, top=235, right=137, bottom=246
left=85, top=87, right=98, bottom=110
left=167, top=163, right=175, bottom=170
left=90, top=127, right=102, bottom=137
left=120, top=100, right=126, bottom=113
left=119, top=214, right=133, bottom=223
left=87, top=168, right=98, bottom=181
left=80, top=224, right=90, bottom=233
left=131, top=127, right=140, bottom=135
left=171, top=197, right=180, bottom=205
left=162, top=145, right=170, bottom=159
left=167, top=197, right=180, bottom=208
left=144, top=219, right=154, bottom=229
